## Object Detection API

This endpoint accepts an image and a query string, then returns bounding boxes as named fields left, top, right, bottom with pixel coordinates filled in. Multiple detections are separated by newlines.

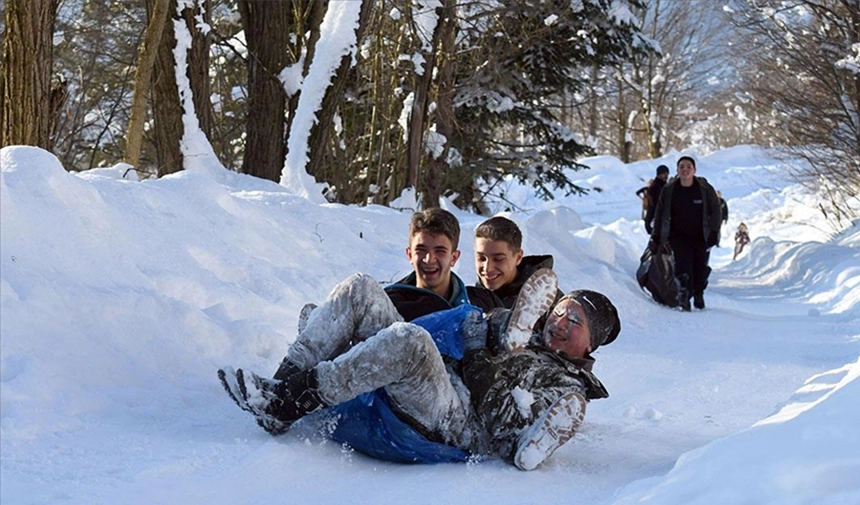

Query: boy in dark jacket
left=473, top=216, right=563, bottom=333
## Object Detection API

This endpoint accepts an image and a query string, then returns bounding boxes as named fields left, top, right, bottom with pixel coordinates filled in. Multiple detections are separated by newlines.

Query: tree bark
left=151, top=0, right=184, bottom=177
left=422, top=1, right=457, bottom=209
left=125, top=0, right=170, bottom=168
left=305, top=0, right=373, bottom=189
left=182, top=0, right=213, bottom=137
left=1, top=0, right=58, bottom=149
left=406, top=6, right=444, bottom=193
left=239, top=0, right=292, bottom=182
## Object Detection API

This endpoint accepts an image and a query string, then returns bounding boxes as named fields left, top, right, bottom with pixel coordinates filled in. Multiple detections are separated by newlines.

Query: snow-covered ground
left=1, top=144, right=858, bottom=505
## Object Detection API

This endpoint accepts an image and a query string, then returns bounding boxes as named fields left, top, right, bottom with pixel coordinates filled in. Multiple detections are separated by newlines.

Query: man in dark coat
left=643, top=165, right=670, bottom=234
left=650, top=156, right=722, bottom=310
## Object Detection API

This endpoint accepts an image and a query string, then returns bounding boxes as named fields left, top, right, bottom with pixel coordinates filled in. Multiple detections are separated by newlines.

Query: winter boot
left=693, top=292, right=705, bottom=310
left=243, top=367, right=327, bottom=429
left=273, top=358, right=303, bottom=381
left=504, top=268, right=558, bottom=352
left=514, top=391, right=586, bottom=471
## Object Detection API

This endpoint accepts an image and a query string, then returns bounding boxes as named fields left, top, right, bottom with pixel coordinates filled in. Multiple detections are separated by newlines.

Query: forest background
left=1, top=0, right=858, bottom=222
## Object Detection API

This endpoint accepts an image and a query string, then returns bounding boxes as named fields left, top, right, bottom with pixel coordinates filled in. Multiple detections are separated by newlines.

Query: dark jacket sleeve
left=651, top=181, right=674, bottom=244
left=701, top=180, right=722, bottom=246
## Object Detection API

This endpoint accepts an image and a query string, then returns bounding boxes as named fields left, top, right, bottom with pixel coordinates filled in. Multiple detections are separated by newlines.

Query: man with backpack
left=643, top=165, right=670, bottom=234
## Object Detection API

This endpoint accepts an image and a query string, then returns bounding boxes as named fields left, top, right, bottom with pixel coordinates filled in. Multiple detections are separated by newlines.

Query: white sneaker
left=504, top=268, right=558, bottom=352
left=514, top=391, right=586, bottom=471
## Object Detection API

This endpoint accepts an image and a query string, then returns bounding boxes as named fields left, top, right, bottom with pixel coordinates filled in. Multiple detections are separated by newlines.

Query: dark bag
left=638, top=246, right=684, bottom=307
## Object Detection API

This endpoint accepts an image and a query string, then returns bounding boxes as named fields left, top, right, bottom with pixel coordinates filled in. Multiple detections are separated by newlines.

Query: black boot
left=273, top=358, right=302, bottom=381
left=693, top=292, right=705, bottom=310
left=247, top=367, right=327, bottom=425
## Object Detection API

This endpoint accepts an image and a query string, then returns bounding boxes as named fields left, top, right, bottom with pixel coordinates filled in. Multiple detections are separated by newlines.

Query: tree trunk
left=125, top=0, right=170, bottom=168
left=182, top=0, right=213, bottom=137
left=288, top=0, right=325, bottom=146
left=406, top=20, right=438, bottom=192
left=422, top=0, right=457, bottom=209
left=305, top=0, right=373, bottom=190
left=588, top=63, right=599, bottom=140
left=151, top=0, right=184, bottom=177
left=1, top=0, right=57, bottom=149
left=615, top=75, right=630, bottom=163
left=239, top=0, right=291, bottom=182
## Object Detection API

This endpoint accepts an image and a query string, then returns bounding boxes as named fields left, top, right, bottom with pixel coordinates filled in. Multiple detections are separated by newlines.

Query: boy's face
left=677, top=159, right=696, bottom=184
left=474, top=237, right=523, bottom=291
left=406, top=231, right=460, bottom=295
left=542, top=298, right=592, bottom=360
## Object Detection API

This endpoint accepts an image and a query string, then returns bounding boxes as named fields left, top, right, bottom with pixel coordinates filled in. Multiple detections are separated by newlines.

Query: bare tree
left=728, top=0, right=860, bottom=224
left=238, top=0, right=293, bottom=182
left=305, top=0, right=374, bottom=196
left=152, top=0, right=184, bottom=177
left=422, top=0, right=458, bottom=209
left=1, top=0, right=59, bottom=149
left=125, top=0, right=170, bottom=168
left=619, top=0, right=729, bottom=159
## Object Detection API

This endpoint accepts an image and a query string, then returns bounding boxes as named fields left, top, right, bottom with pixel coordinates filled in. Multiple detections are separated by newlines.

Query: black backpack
left=637, top=246, right=685, bottom=307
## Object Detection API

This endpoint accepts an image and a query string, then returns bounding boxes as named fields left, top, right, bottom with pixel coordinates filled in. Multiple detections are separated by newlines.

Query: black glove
left=645, top=221, right=653, bottom=235
left=461, top=309, right=489, bottom=353
left=648, top=238, right=658, bottom=254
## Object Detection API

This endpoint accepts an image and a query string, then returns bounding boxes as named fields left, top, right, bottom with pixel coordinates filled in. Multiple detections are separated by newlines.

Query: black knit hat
left=562, top=290, right=620, bottom=350
left=677, top=156, right=696, bottom=168
left=656, top=165, right=669, bottom=176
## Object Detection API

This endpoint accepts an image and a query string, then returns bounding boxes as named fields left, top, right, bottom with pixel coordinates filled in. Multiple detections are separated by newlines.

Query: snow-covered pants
left=284, top=273, right=474, bottom=449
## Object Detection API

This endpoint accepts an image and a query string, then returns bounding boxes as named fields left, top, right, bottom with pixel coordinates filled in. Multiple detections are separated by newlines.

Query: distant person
left=635, top=181, right=651, bottom=221
left=716, top=191, right=729, bottom=246
left=473, top=216, right=563, bottom=333
left=642, top=165, right=670, bottom=234
left=650, top=156, right=721, bottom=311
left=734, top=222, right=750, bottom=261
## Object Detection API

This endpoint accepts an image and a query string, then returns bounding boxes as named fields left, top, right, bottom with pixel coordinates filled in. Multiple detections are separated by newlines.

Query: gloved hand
left=461, top=309, right=489, bottom=353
